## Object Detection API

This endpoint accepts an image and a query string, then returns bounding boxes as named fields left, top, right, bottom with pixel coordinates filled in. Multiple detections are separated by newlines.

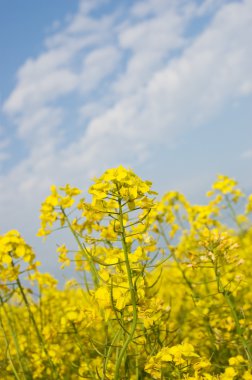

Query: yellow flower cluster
left=1, top=167, right=252, bottom=380
left=145, top=343, right=210, bottom=379
left=37, top=184, right=81, bottom=237
left=0, top=230, right=38, bottom=283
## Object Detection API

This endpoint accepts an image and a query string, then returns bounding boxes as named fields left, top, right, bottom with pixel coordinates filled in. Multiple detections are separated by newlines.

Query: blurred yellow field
left=1, top=166, right=252, bottom=380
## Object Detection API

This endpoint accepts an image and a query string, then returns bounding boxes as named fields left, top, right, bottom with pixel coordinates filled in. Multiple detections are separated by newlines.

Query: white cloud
left=79, top=46, right=121, bottom=93
left=3, top=1, right=119, bottom=128
left=17, top=49, right=72, bottom=80
left=0, top=138, right=9, bottom=150
left=241, top=149, right=252, bottom=159
left=3, top=0, right=252, bottom=182
left=0, top=152, right=9, bottom=162
left=114, top=10, right=187, bottom=95
left=18, top=107, right=64, bottom=140
left=239, top=82, right=252, bottom=96
left=78, top=0, right=107, bottom=15
left=4, top=69, right=77, bottom=114
left=0, top=137, right=10, bottom=167
left=72, top=0, right=252, bottom=152
left=78, top=102, right=107, bottom=121
left=130, top=0, right=183, bottom=17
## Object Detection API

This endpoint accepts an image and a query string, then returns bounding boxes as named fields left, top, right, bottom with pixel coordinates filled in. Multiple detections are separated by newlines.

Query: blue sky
left=0, top=0, right=252, bottom=278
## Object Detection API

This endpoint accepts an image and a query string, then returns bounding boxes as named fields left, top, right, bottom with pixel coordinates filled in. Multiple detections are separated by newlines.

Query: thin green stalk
left=114, top=196, right=138, bottom=380
left=158, top=222, right=194, bottom=292
left=0, top=298, right=29, bottom=380
left=224, top=195, right=243, bottom=232
left=159, top=222, right=220, bottom=351
left=104, top=329, right=121, bottom=379
left=61, top=208, right=99, bottom=289
left=6, top=348, right=22, bottom=380
left=0, top=313, right=24, bottom=380
left=135, top=350, right=139, bottom=380
left=214, top=263, right=252, bottom=366
left=16, top=277, right=61, bottom=379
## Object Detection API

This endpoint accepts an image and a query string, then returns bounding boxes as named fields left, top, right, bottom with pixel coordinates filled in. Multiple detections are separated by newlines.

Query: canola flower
left=0, top=167, right=252, bottom=379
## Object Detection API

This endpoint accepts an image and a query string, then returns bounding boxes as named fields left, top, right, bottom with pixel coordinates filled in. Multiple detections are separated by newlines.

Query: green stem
left=159, top=223, right=219, bottom=350
left=61, top=208, right=99, bottom=289
left=6, top=348, right=22, bottom=380
left=158, top=222, right=194, bottom=292
left=0, top=310, right=25, bottom=380
left=214, top=264, right=252, bottom=366
left=0, top=297, right=30, bottom=379
left=224, top=195, right=243, bottom=232
left=103, top=329, right=121, bottom=379
left=114, top=196, right=138, bottom=380
left=16, top=277, right=61, bottom=378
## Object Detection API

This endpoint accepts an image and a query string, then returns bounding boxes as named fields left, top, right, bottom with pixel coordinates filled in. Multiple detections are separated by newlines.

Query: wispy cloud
left=241, top=149, right=252, bottom=159
left=0, top=140, right=10, bottom=164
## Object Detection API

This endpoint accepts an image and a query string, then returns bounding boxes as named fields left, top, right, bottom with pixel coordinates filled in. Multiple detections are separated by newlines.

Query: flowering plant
left=1, top=167, right=252, bottom=380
